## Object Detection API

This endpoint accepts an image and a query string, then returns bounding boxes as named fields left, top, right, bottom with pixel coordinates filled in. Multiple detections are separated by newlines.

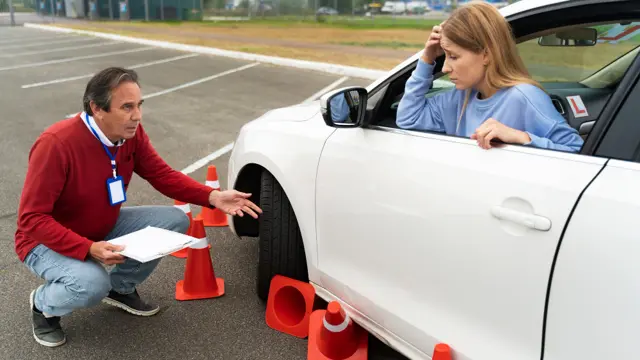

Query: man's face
left=92, top=81, right=143, bottom=142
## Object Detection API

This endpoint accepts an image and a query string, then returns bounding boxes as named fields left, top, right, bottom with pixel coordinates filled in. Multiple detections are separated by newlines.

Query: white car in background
left=381, top=1, right=431, bottom=14
left=227, top=0, right=640, bottom=359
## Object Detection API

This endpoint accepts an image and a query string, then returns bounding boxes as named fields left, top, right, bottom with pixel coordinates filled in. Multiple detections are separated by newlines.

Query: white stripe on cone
left=323, top=313, right=350, bottom=333
left=206, top=180, right=220, bottom=189
left=175, top=203, right=191, bottom=213
left=191, top=237, right=208, bottom=249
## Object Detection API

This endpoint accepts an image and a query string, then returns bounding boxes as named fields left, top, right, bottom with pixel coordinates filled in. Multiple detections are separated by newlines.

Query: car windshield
left=517, top=22, right=640, bottom=85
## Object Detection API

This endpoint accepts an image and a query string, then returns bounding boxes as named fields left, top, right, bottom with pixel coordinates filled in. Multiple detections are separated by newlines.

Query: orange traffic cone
left=195, top=165, right=228, bottom=227
left=175, top=218, right=225, bottom=300
left=307, top=301, right=368, bottom=360
left=171, top=200, right=210, bottom=259
left=171, top=200, right=193, bottom=258
left=265, top=275, right=316, bottom=338
left=432, top=343, right=452, bottom=360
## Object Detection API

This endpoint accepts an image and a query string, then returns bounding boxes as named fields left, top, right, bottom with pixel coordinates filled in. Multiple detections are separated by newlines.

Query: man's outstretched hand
left=209, top=190, right=263, bottom=219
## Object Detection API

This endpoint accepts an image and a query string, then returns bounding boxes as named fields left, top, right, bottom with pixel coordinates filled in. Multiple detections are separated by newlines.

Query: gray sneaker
left=30, top=288, right=66, bottom=347
left=102, top=289, right=160, bottom=316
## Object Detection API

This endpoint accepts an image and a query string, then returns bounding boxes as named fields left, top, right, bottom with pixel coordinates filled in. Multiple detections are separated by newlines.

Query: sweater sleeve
left=17, top=133, right=94, bottom=261
left=396, top=57, right=461, bottom=133
left=525, top=126, right=584, bottom=153
left=330, top=94, right=350, bottom=123
left=514, top=85, right=584, bottom=153
left=133, top=125, right=214, bottom=207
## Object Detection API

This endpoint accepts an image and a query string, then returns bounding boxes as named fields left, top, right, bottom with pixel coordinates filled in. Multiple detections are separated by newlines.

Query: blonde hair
left=440, top=1, right=543, bottom=132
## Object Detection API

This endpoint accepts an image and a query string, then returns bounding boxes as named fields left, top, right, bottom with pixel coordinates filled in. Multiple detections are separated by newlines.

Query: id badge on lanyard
left=84, top=114, right=126, bottom=206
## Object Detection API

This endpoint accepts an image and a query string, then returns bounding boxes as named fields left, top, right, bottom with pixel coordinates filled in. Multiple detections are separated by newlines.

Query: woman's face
left=440, top=34, right=488, bottom=91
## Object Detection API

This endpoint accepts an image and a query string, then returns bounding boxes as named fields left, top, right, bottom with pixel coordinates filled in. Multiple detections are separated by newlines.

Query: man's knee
left=69, top=263, right=111, bottom=307
left=167, top=207, right=190, bottom=234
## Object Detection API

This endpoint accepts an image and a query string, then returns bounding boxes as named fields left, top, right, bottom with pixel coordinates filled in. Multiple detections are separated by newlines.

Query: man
left=15, top=67, right=262, bottom=347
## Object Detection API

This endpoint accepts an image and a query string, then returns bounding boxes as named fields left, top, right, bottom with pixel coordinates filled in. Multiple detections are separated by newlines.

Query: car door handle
left=491, top=206, right=551, bottom=231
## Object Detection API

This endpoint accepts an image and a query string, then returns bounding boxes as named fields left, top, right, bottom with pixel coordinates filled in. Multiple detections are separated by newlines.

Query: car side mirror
left=538, top=27, right=597, bottom=46
left=320, top=86, right=368, bottom=128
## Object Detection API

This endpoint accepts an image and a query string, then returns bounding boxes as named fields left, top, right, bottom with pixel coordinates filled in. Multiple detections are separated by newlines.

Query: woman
left=396, top=1, right=584, bottom=152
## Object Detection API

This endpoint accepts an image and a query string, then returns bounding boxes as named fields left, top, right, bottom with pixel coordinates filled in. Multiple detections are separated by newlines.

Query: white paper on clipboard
left=107, top=226, right=198, bottom=263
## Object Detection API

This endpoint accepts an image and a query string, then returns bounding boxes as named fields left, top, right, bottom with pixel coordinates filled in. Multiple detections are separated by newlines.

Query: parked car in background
left=316, top=6, right=338, bottom=15
left=381, top=1, right=431, bottom=14
left=227, top=0, right=640, bottom=359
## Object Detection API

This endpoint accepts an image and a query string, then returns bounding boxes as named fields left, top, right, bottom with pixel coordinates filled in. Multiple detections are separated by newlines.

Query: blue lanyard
left=84, top=113, right=119, bottom=178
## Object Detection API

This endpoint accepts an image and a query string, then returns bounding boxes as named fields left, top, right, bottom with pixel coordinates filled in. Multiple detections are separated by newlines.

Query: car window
left=519, top=22, right=640, bottom=84
left=370, top=20, right=640, bottom=150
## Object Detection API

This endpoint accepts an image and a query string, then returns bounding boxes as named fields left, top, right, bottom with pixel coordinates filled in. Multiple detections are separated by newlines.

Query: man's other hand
left=209, top=190, right=263, bottom=219
left=89, top=241, right=126, bottom=265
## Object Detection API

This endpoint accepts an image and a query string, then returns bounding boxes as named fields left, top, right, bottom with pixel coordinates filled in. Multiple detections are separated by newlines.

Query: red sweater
left=14, top=115, right=214, bottom=262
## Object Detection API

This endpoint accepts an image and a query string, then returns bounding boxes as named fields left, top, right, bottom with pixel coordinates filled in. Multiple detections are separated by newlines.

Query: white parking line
left=302, top=76, right=350, bottom=103
left=0, top=36, right=96, bottom=50
left=0, top=40, right=122, bottom=58
left=0, top=34, right=79, bottom=45
left=22, top=53, right=200, bottom=89
left=0, top=47, right=154, bottom=72
left=180, top=142, right=235, bottom=175
left=143, top=62, right=260, bottom=99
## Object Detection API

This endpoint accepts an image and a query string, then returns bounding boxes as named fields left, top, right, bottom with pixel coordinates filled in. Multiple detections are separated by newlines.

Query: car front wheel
left=257, top=170, right=309, bottom=301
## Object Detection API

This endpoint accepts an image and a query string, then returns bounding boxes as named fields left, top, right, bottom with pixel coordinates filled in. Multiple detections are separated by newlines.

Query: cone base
left=307, top=310, right=368, bottom=360
left=195, top=213, right=228, bottom=227
left=170, top=248, right=189, bottom=258
left=175, top=278, right=225, bottom=301
left=170, top=244, right=211, bottom=259
left=265, top=275, right=316, bottom=339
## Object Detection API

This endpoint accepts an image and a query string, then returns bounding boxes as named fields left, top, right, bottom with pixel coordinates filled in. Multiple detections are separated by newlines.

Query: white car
left=227, top=0, right=640, bottom=359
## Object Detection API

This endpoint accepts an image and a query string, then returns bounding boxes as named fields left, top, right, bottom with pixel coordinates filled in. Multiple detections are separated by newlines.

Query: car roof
left=500, top=0, right=571, bottom=18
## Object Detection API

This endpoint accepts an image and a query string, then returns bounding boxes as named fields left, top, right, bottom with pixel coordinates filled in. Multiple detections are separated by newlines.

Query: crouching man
left=14, top=67, right=261, bottom=347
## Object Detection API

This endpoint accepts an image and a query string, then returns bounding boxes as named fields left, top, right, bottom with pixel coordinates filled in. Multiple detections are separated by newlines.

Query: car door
left=543, top=70, right=640, bottom=360
left=314, top=2, right=638, bottom=360
left=315, top=127, right=606, bottom=360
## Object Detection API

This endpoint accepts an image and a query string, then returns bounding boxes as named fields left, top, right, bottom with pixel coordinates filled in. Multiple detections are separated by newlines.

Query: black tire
left=257, top=170, right=309, bottom=302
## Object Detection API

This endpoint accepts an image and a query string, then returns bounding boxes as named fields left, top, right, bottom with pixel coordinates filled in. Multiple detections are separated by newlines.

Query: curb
left=23, top=22, right=390, bottom=81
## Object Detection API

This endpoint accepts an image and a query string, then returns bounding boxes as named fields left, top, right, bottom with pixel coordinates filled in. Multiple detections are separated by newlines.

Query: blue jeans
left=24, top=206, right=190, bottom=317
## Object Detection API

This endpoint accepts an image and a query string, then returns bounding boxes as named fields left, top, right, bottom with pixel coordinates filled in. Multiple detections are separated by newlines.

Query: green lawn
left=334, top=40, right=424, bottom=48
left=153, top=15, right=443, bottom=30
left=0, top=0, right=34, bottom=12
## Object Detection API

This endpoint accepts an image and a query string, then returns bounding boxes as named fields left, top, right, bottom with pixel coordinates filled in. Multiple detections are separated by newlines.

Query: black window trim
left=587, top=53, right=640, bottom=159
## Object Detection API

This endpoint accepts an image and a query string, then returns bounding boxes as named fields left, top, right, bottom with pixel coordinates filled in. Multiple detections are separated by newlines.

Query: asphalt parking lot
left=0, top=25, right=409, bottom=360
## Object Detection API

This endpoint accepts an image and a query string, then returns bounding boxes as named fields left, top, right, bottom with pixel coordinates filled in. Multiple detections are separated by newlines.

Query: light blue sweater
left=330, top=94, right=350, bottom=122
left=396, top=58, right=584, bottom=153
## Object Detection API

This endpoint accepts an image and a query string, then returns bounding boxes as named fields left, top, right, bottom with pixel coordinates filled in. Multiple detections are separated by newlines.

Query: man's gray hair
left=83, top=67, right=139, bottom=116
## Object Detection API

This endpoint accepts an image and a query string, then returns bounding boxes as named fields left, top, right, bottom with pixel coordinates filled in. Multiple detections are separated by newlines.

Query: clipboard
left=107, top=226, right=199, bottom=263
